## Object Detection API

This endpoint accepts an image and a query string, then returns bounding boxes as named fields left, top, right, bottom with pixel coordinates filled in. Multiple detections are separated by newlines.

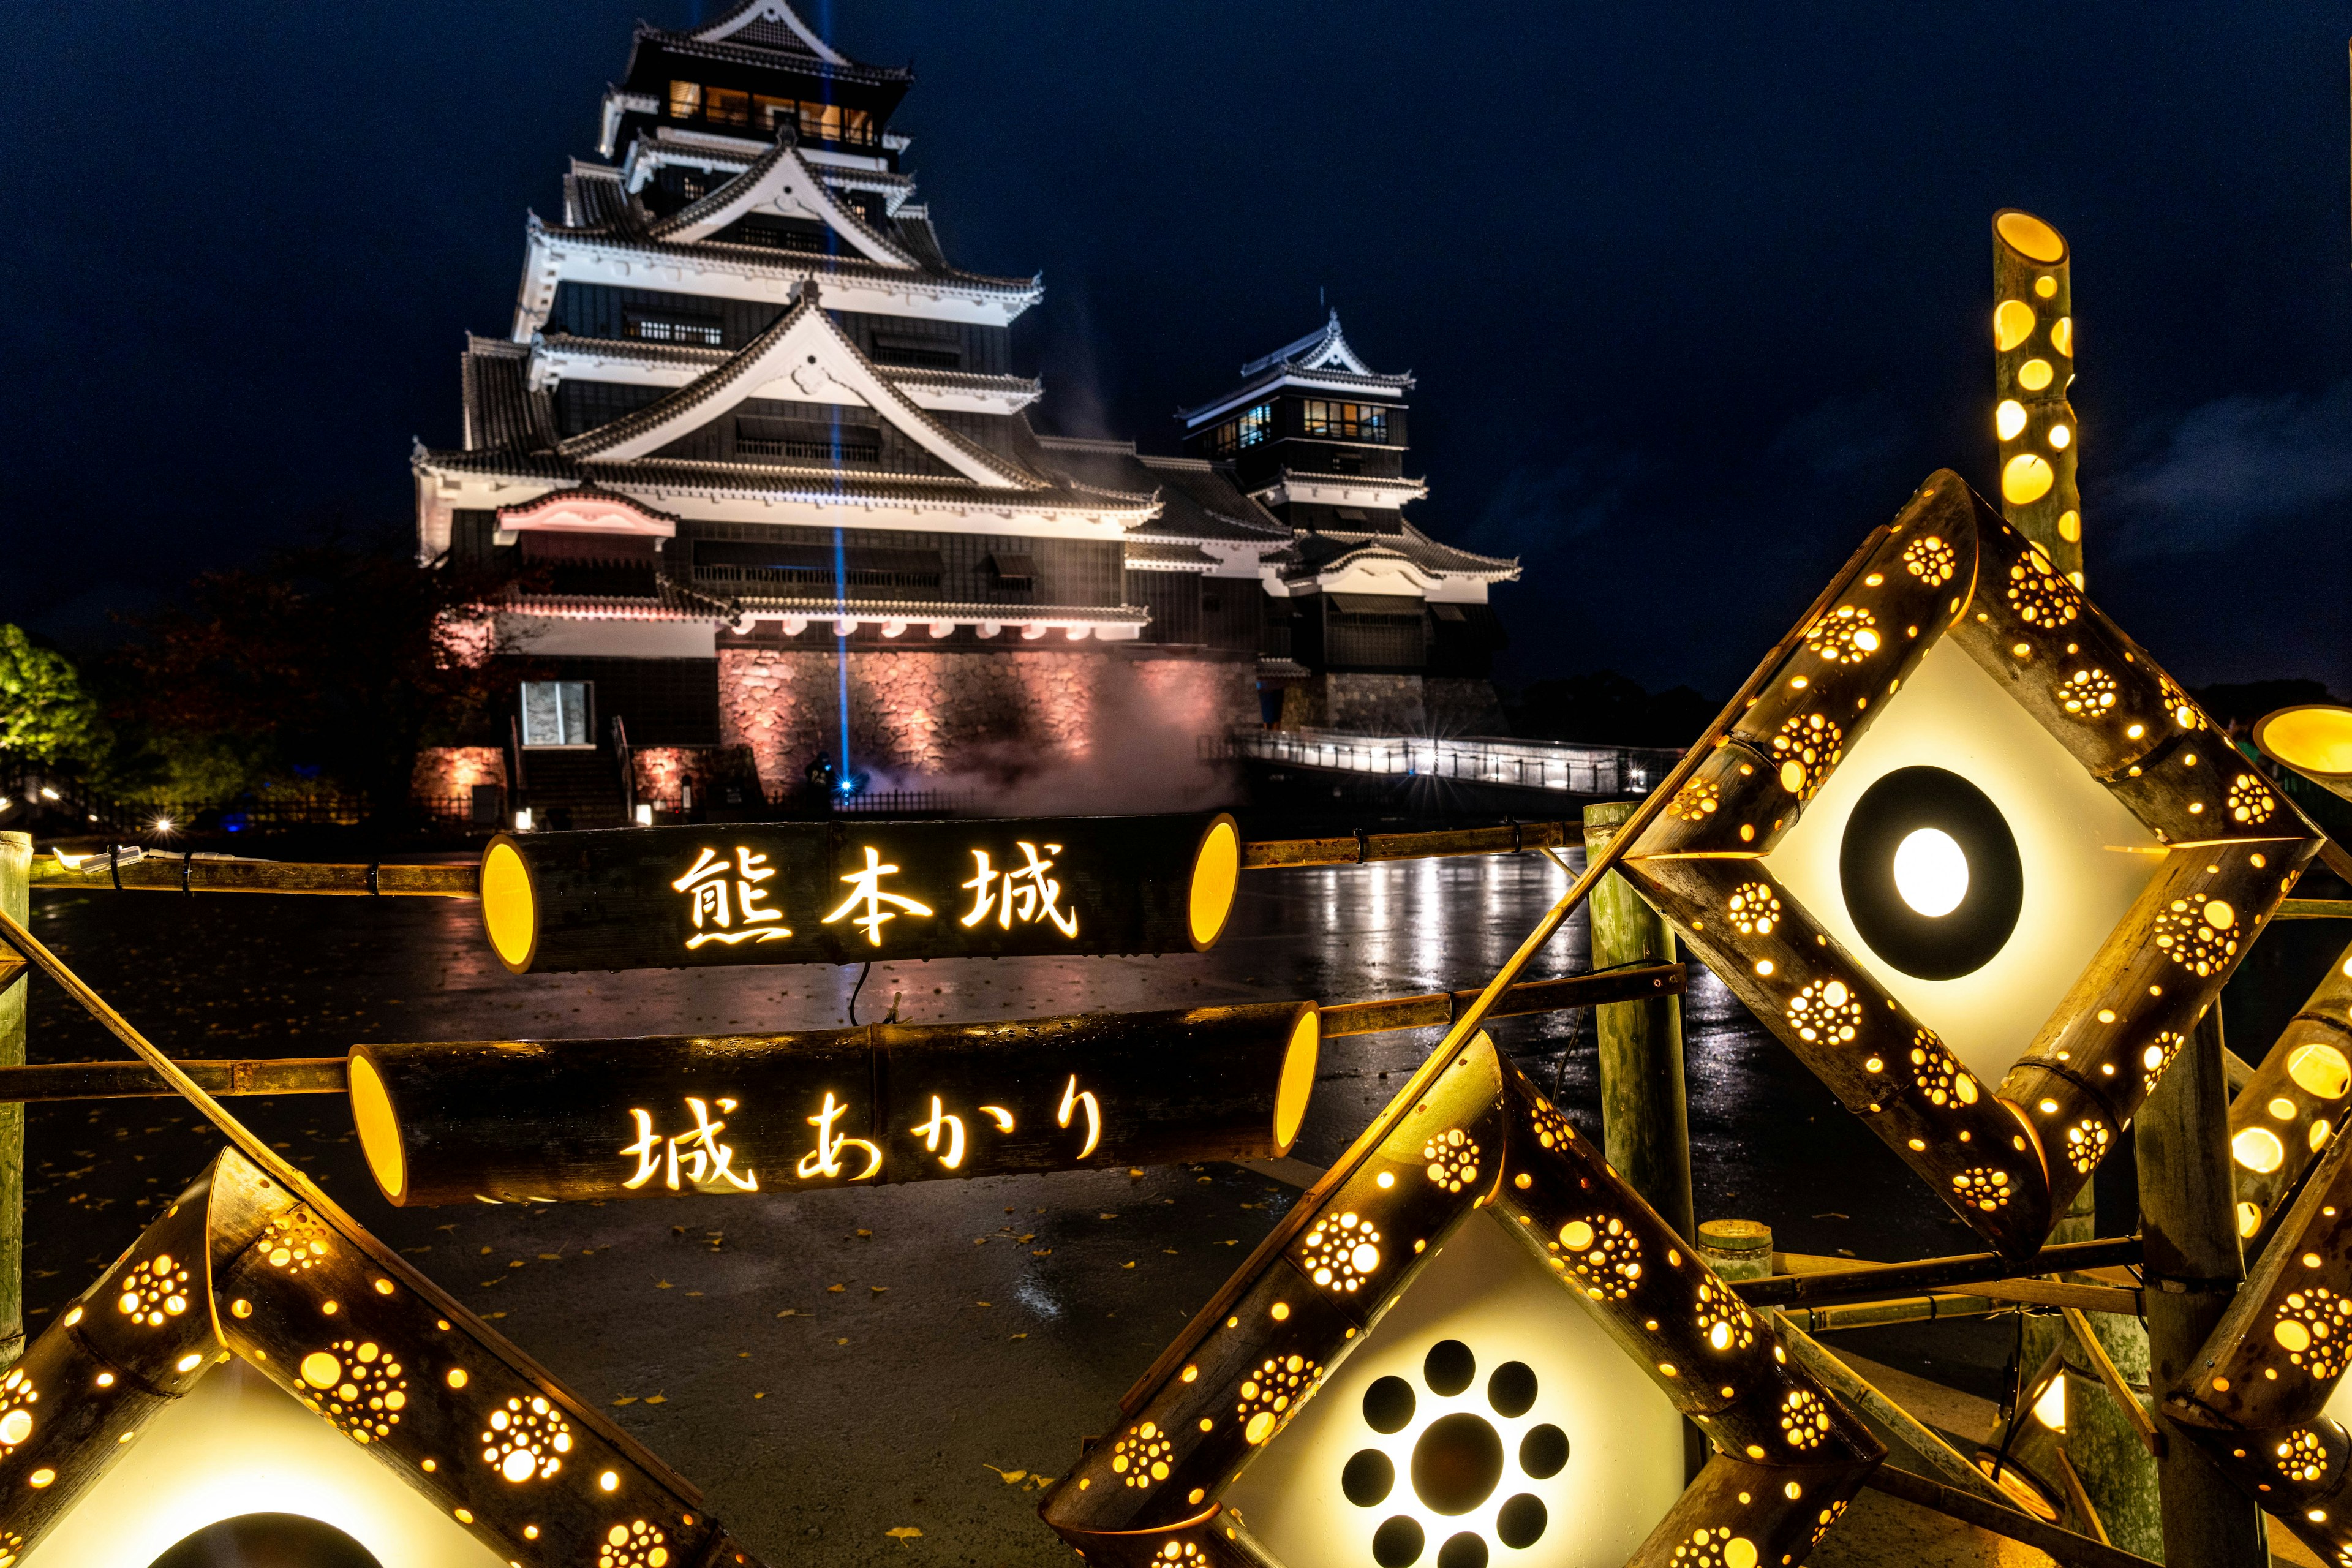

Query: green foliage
left=0, top=624, right=102, bottom=764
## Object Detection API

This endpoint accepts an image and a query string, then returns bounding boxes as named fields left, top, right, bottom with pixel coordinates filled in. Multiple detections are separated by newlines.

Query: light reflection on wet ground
left=20, top=853, right=2011, bottom=1563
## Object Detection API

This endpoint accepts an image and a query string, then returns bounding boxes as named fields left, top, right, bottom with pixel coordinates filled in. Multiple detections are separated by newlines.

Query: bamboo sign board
left=1039, top=1034, right=1884, bottom=1568
left=480, top=813, right=1242, bottom=973
left=347, top=1003, right=1321, bottom=1205
left=1609, top=470, right=2322, bottom=1258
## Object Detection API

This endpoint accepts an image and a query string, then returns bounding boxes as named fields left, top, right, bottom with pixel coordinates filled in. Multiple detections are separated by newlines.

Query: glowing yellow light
left=1561, top=1220, right=1596, bottom=1251
left=2002, top=453, right=2054, bottom=505
left=2233, top=1126, right=2286, bottom=1174
left=2269, top=1096, right=2300, bottom=1122
left=0, top=1411, right=29, bottom=1448
left=1993, top=300, right=2037, bottom=352
left=173, top=1354, right=203, bottom=1373
left=2289, top=1044, right=2352, bottom=1098
left=1893, top=827, right=1969, bottom=917
left=28, top=1469, right=53, bottom=1488
left=2017, top=358, right=2054, bottom=392
left=2258, top=706, right=2352, bottom=778
left=2277, top=1320, right=2313, bottom=1353
left=2058, top=510, right=2080, bottom=541
left=600, top=1470, right=619, bottom=1492
left=95, top=1372, right=115, bottom=1387
left=349, top=1054, right=407, bottom=1202
left=2314, top=1119, right=2333, bottom=1151
left=1724, top=1540, right=1758, bottom=1568
left=1997, top=210, right=2067, bottom=263
left=2032, top=1374, right=2067, bottom=1432
left=2051, top=316, right=2073, bottom=355
left=2034, top=275, right=2058, bottom=300
left=2239, top=1202, right=2262, bottom=1237
left=1996, top=400, right=2027, bottom=440
left=1376, top=1172, right=1395, bottom=1188
left=62, top=1307, right=80, bottom=1327
left=447, top=1368, right=469, bottom=1390
left=480, top=840, right=537, bottom=970
left=301, top=1352, right=342, bottom=1389
left=1188, top=819, right=1241, bottom=948
left=1273, top=1011, right=1319, bottom=1155
left=2048, top=424, right=2070, bottom=450
left=1270, top=1302, right=1289, bottom=1322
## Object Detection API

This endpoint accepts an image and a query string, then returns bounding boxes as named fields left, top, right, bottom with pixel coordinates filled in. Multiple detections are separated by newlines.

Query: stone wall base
left=717, top=648, right=1257, bottom=804
left=410, top=746, right=505, bottom=802
left=1277, top=674, right=1509, bottom=736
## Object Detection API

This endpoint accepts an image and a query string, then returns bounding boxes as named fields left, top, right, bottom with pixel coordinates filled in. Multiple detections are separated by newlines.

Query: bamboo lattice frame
left=1038, top=1033, right=1885, bottom=1568
left=1613, top=470, right=2322, bottom=1258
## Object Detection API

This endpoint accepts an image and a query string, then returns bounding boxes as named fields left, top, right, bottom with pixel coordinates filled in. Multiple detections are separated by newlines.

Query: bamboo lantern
left=1992, top=209, right=2082, bottom=586
left=2255, top=705, right=2352, bottom=805
left=2160, top=1125, right=2352, bottom=1562
left=349, top=1001, right=1320, bottom=1205
left=2220, top=936, right=2352, bottom=1253
left=1037, top=1033, right=1883, bottom=1568
left=0, top=1149, right=769, bottom=1568
left=1609, top=469, right=2320, bottom=1259
left=480, top=813, right=1240, bottom=973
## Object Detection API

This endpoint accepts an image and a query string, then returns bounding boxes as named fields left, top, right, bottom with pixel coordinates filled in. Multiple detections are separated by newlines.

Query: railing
left=1214, top=727, right=1681, bottom=797
left=693, top=563, right=940, bottom=592
left=764, top=787, right=971, bottom=817
left=734, top=437, right=882, bottom=464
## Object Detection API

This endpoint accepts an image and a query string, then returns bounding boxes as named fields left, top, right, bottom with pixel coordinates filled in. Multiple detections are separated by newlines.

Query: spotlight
left=633, top=804, right=653, bottom=826
left=513, top=809, right=535, bottom=832
left=39, top=788, right=58, bottom=801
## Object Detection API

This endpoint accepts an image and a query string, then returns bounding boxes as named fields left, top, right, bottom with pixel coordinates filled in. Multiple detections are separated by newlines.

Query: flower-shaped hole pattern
left=1902, top=535, right=1957, bottom=586
left=0, top=1369, right=37, bottom=1460
left=1808, top=1502, right=1849, bottom=1549
left=1344, top=1341, right=1567, bottom=1568
left=1423, top=1131, right=1481, bottom=1194
left=1302, top=1213, right=1383, bottom=1294
left=2143, top=1032, right=2186, bottom=1096
left=260, top=1211, right=332, bottom=1273
left=1910, top=1030, right=1978, bottom=1107
left=299, top=1340, right=408, bottom=1444
left=2006, top=548, right=2079, bottom=628
left=2154, top=899, right=2239, bottom=978
left=1805, top=606, right=1882, bottom=665
left=1155, top=1543, right=1203, bottom=1565
left=1770, top=714, right=1844, bottom=801
left=2227, top=775, right=2277, bottom=826
left=1727, top=883, right=1781, bottom=938
left=1952, top=1168, right=2013, bottom=1213
left=2059, top=668, right=2119, bottom=721
left=1551, top=1217, right=1641, bottom=1301
left=1781, top=1389, right=1831, bottom=1450
left=596, top=1520, right=668, bottom=1568
left=116, top=1253, right=192, bottom=1329
left=1693, top=1279, right=1755, bottom=1353
left=2064, top=1119, right=2111, bottom=1176
left=2157, top=676, right=2206, bottom=733
left=1668, top=780, right=1721, bottom=824
left=1787, top=980, right=1863, bottom=1047
left=2277, top=1427, right=2329, bottom=1484
left=1237, top=1354, right=1321, bottom=1446
left=1112, top=1420, right=1174, bottom=1489
left=0, top=1530, right=22, bottom=1568
left=2274, top=1289, right=2352, bottom=1379
left=1526, top=1098, right=1572, bottom=1154
left=483, top=1393, right=573, bottom=1482
left=1667, top=1525, right=1762, bottom=1568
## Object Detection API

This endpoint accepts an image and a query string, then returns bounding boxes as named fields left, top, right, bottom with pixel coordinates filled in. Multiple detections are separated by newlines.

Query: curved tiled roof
left=532, top=214, right=1040, bottom=302
left=1281, top=522, right=1520, bottom=584
left=628, top=23, right=911, bottom=87
left=533, top=333, right=1042, bottom=406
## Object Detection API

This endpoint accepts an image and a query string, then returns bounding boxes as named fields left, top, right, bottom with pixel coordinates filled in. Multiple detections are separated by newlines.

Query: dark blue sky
left=7, top=2, right=2350, bottom=697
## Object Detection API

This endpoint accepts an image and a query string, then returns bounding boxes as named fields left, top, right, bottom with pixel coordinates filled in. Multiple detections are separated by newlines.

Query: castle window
left=704, top=87, right=750, bottom=126
left=624, top=310, right=723, bottom=347
left=1302, top=400, right=1388, bottom=442
left=1207, top=403, right=1271, bottom=455
left=668, top=80, right=701, bottom=118
left=872, top=337, right=962, bottom=369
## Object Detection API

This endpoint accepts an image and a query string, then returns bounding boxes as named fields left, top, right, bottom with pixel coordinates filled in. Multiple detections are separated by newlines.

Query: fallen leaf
left=976, top=1300, right=991, bottom=1308
left=612, top=1396, right=638, bottom=1407
left=870, top=1285, right=889, bottom=1294
left=508, top=1261, right=526, bottom=1269
left=645, top=1394, right=667, bottom=1404
left=1163, top=1250, right=1180, bottom=1256
left=837, top=1338, right=850, bottom=1346
left=656, top=1281, right=674, bottom=1290
left=685, top=1291, right=704, bottom=1297
left=1126, top=1168, right=1145, bottom=1178
left=827, top=1284, right=846, bottom=1293
left=983, top=1464, right=1028, bottom=1484
left=1010, top=1333, right=1027, bottom=1340
left=484, top=1311, right=506, bottom=1319
left=886, top=1527, right=922, bottom=1544
left=537, top=1253, right=561, bottom=1261
left=754, top=1391, right=766, bottom=1399
left=1031, top=1250, right=1051, bottom=1257
left=479, top=1246, right=494, bottom=1256
left=1121, top=1262, right=1136, bottom=1270
left=1098, top=1212, right=1118, bottom=1220
left=777, top=1309, right=799, bottom=1317
left=973, top=1238, right=987, bottom=1245
left=856, top=1229, right=873, bottom=1239
left=1017, top=1234, right=1035, bottom=1243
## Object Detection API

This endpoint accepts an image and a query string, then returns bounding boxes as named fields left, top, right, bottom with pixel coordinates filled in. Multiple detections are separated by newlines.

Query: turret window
left=1302, top=400, right=1389, bottom=442
left=665, top=80, right=876, bottom=146
left=624, top=309, right=723, bottom=347
left=1206, top=403, right=1271, bottom=456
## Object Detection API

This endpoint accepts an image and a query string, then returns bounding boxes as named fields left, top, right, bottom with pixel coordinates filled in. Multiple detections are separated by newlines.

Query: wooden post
left=2137, top=1010, right=2267, bottom=1568
left=0, top=831, right=24, bottom=1370
left=1582, top=801, right=1693, bottom=1241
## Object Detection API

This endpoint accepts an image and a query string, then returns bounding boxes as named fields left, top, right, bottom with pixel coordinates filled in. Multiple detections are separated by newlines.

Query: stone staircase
left=518, top=749, right=628, bottom=831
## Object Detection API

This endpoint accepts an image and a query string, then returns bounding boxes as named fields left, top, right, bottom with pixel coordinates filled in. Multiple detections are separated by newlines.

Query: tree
left=108, top=534, right=514, bottom=816
left=0, top=624, right=102, bottom=764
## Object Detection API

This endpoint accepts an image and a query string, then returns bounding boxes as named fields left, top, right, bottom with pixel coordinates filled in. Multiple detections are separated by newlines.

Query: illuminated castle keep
left=410, top=1, right=1515, bottom=817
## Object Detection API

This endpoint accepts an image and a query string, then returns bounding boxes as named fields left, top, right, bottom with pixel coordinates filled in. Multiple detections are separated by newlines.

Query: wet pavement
left=16, top=852, right=2137, bottom=1565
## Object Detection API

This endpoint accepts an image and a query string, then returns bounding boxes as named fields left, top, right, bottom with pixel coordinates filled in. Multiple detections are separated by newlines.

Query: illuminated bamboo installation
left=480, top=813, right=1241, bottom=971
left=349, top=1002, right=1321, bottom=1205
left=2256, top=706, right=2352, bottom=804
left=1615, top=470, right=2320, bottom=1257
left=29, top=850, right=475, bottom=898
left=0, top=1148, right=769, bottom=1568
left=1993, top=209, right=2082, bottom=586
left=1038, top=1033, right=1885, bottom=1568
left=2219, top=936, right=2352, bottom=1253
left=0, top=832, right=23, bottom=1367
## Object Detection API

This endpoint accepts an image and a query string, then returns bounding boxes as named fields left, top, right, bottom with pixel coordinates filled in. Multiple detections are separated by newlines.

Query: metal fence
left=1213, top=728, right=1683, bottom=797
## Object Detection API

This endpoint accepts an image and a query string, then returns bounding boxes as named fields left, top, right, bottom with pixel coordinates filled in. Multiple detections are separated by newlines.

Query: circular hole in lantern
left=1996, top=210, right=2067, bottom=263
left=1839, top=767, right=2023, bottom=979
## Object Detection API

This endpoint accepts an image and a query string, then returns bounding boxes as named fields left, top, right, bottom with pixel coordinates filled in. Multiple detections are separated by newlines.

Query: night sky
left=7, top=2, right=2351, bottom=699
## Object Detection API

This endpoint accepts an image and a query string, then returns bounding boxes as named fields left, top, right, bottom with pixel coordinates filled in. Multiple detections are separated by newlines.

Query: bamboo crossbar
left=2274, top=898, right=2352, bottom=919
left=24, top=820, right=1604, bottom=901
left=1734, top=1236, right=2144, bottom=1308
left=0, top=964, right=1686, bottom=1105
left=1864, top=1464, right=2160, bottom=1568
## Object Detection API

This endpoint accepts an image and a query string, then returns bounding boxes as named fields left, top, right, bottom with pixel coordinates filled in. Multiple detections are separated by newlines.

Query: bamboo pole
left=2137, top=1010, right=2267, bottom=1567
left=1238, top=820, right=1581, bottom=870
left=1583, top=799, right=1693, bottom=1242
left=2063, top=1306, right=2162, bottom=1459
left=1864, top=1465, right=2160, bottom=1568
left=0, top=833, right=21, bottom=1370
left=1733, top=1237, right=2142, bottom=1308
left=29, top=850, right=475, bottom=897
left=1992, top=209, right=2083, bottom=583
left=1772, top=1310, right=2016, bottom=1509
